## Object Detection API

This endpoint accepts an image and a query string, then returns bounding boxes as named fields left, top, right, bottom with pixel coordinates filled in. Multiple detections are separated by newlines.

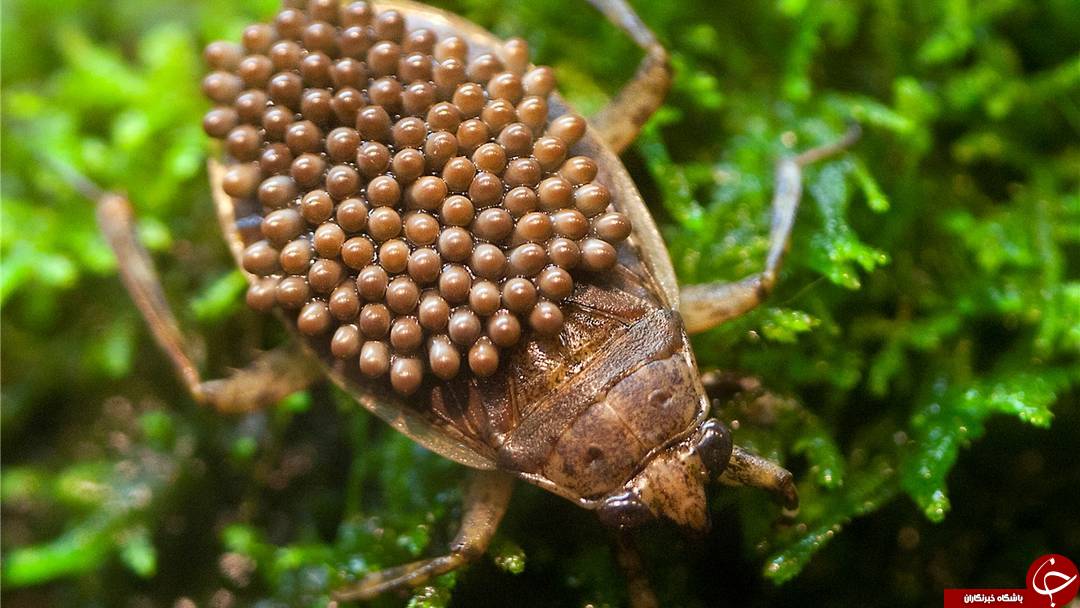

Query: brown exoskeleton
left=89, top=0, right=859, bottom=604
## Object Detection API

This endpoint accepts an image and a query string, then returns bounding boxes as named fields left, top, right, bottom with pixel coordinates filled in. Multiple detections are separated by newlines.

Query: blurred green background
left=2, top=0, right=1078, bottom=606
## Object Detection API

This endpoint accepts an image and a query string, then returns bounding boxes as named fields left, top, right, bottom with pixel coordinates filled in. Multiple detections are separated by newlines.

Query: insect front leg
left=332, top=470, right=514, bottom=602
left=586, top=0, right=671, bottom=154
left=719, top=445, right=799, bottom=513
left=96, top=192, right=320, bottom=412
left=679, top=125, right=862, bottom=334
left=612, top=531, right=659, bottom=608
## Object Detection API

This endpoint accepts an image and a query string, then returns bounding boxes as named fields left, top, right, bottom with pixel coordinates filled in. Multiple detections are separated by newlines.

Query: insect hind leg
left=332, top=471, right=514, bottom=602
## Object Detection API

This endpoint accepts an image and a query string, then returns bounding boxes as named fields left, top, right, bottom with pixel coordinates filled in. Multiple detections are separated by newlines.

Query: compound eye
left=596, top=491, right=654, bottom=530
left=696, top=418, right=734, bottom=479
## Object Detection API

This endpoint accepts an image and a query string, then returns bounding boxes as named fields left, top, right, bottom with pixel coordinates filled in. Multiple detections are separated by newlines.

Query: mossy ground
left=2, top=0, right=1078, bottom=606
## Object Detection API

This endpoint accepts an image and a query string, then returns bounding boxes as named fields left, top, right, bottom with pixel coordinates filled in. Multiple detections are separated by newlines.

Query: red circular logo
left=1026, top=554, right=1079, bottom=608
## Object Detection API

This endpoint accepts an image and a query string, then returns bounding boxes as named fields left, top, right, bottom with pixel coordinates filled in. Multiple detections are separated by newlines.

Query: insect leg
left=679, top=125, right=862, bottom=334
left=586, top=0, right=671, bottom=154
left=612, top=532, right=660, bottom=608
left=719, top=445, right=799, bottom=513
left=332, top=470, right=515, bottom=602
left=95, top=191, right=319, bottom=412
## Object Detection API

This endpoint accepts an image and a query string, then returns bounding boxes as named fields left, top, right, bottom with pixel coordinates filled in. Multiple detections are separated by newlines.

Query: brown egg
left=481, top=99, right=517, bottom=133
left=497, top=123, right=533, bottom=159
left=297, top=300, right=332, bottom=335
left=275, top=276, right=311, bottom=309
left=538, top=266, right=574, bottom=300
left=437, top=226, right=473, bottom=261
left=468, top=337, right=500, bottom=377
left=438, top=264, right=472, bottom=303
left=300, top=52, right=333, bottom=89
left=404, top=212, right=440, bottom=245
left=407, top=248, right=442, bottom=284
left=468, top=172, right=504, bottom=209
left=390, top=316, right=423, bottom=353
left=538, top=176, right=574, bottom=210
left=260, top=143, right=293, bottom=176
left=440, top=194, right=475, bottom=226
left=203, top=71, right=243, bottom=104
left=452, top=83, right=486, bottom=118
left=442, top=158, right=476, bottom=193
left=246, top=277, right=278, bottom=312
left=359, top=303, right=391, bottom=338
left=405, top=176, right=449, bottom=211
left=357, top=141, right=391, bottom=178
left=390, top=357, right=423, bottom=394
left=392, top=116, right=428, bottom=149
left=331, top=324, right=362, bottom=359
left=517, top=96, right=549, bottom=133
left=243, top=240, right=281, bottom=276
left=302, top=21, right=337, bottom=55
left=434, top=58, right=467, bottom=99
left=267, top=71, right=303, bottom=109
left=336, top=198, right=369, bottom=232
left=226, top=125, right=261, bottom=161
left=428, top=336, right=461, bottom=380
left=308, top=259, right=343, bottom=293
left=472, top=143, right=507, bottom=174
left=533, top=136, right=568, bottom=172
left=332, top=87, right=365, bottom=125
left=301, top=189, right=334, bottom=224
left=457, top=119, right=490, bottom=155
left=367, top=40, right=401, bottom=77
left=222, top=162, right=260, bottom=198
left=368, top=77, right=403, bottom=111
left=341, top=236, right=375, bottom=269
left=313, top=223, right=346, bottom=257
left=448, top=308, right=482, bottom=346
left=547, top=237, right=581, bottom=268
left=501, top=277, right=538, bottom=314
left=331, top=57, right=368, bottom=90
left=386, top=276, right=420, bottom=314
left=339, top=25, right=372, bottom=58
left=308, top=0, right=339, bottom=24
left=280, top=238, right=314, bottom=275
left=593, top=212, right=632, bottom=243
left=204, top=41, right=242, bottom=71
left=374, top=9, right=405, bottom=41
left=262, top=106, right=294, bottom=142
left=419, top=294, right=451, bottom=331
left=204, top=107, right=239, bottom=139
left=551, top=209, right=589, bottom=240
left=356, top=105, right=392, bottom=142
left=435, top=36, right=468, bottom=62
left=424, top=132, right=459, bottom=172
left=548, top=114, right=587, bottom=146
left=427, top=102, right=462, bottom=132
left=326, top=127, right=361, bottom=162
left=574, top=183, right=611, bottom=217
left=503, top=157, right=542, bottom=188
left=234, top=90, right=269, bottom=124
left=290, top=153, right=326, bottom=188
left=326, top=165, right=360, bottom=200
left=503, top=186, right=538, bottom=218
left=403, top=28, right=436, bottom=55
left=340, top=1, right=374, bottom=28
left=469, top=280, right=502, bottom=316
left=258, top=175, right=299, bottom=209
left=285, top=120, right=323, bottom=155
left=359, top=340, right=391, bottom=376
left=262, top=208, right=304, bottom=245
left=356, top=265, right=389, bottom=301
left=467, top=53, right=504, bottom=83
left=559, top=156, right=598, bottom=185
left=269, top=40, right=303, bottom=71
left=579, top=238, right=618, bottom=272
left=486, top=310, right=522, bottom=347
left=274, top=8, right=306, bottom=39
left=402, top=81, right=437, bottom=116
left=472, top=208, right=514, bottom=243
left=523, top=66, right=555, bottom=97
left=529, top=300, right=564, bottom=336
left=392, top=148, right=426, bottom=184
left=378, top=239, right=410, bottom=273
left=367, top=176, right=402, bottom=208
left=470, top=243, right=507, bottom=279
left=508, top=243, right=547, bottom=277
left=514, top=212, right=553, bottom=243
left=502, top=37, right=530, bottom=74
left=329, top=283, right=361, bottom=320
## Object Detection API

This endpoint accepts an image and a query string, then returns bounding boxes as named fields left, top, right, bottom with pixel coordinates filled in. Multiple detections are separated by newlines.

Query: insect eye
left=695, top=419, right=734, bottom=479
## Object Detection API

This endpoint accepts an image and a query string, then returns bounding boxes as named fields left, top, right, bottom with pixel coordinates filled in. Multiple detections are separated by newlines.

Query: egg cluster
left=202, top=0, right=632, bottom=394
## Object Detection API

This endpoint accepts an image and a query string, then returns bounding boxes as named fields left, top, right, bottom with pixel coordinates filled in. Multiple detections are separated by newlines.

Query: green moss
left=2, top=0, right=1077, bottom=606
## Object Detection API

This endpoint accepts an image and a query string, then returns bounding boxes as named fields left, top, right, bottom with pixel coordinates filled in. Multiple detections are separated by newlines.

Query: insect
left=91, top=0, right=859, bottom=604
